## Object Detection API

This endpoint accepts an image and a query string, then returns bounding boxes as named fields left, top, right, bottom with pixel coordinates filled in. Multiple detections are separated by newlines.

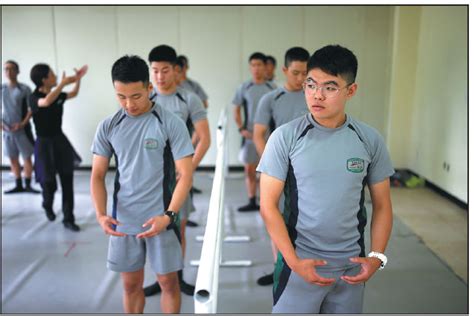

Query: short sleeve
left=194, top=82, right=208, bottom=102
left=256, top=127, right=291, bottom=182
left=232, top=84, right=244, bottom=107
left=188, top=93, right=207, bottom=123
left=57, top=92, right=67, bottom=104
left=29, top=93, right=40, bottom=113
left=254, top=92, right=273, bottom=126
left=91, top=119, right=114, bottom=158
left=163, top=109, right=195, bottom=160
left=367, top=132, right=395, bottom=185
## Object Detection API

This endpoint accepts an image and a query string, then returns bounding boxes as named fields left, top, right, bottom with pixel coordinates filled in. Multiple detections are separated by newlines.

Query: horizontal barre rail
left=194, top=108, right=228, bottom=313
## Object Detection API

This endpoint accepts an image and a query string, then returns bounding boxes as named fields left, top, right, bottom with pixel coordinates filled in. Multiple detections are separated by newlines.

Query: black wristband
left=238, top=127, right=245, bottom=132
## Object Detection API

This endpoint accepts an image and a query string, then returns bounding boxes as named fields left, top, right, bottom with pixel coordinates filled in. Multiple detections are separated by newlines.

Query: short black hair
left=176, top=58, right=184, bottom=69
left=284, top=47, right=310, bottom=68
left=177, top=55, right=188, bottom=68
left=265, top=55, right=276, bottom=66
left=248, top=52, right=266, bottom=63
left=307, top=45, right=358, bottom=84
left=30, top=63, right=50, bottom=88
left=148, top=45, right=177, bottom=65
left=5, top=60, right=19, bottom=72
left=111, top=55, right=149, bottom=86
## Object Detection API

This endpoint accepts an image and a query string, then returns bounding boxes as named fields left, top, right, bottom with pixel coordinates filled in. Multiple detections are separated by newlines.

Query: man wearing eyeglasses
left=257, top=45, right=394, bottom=313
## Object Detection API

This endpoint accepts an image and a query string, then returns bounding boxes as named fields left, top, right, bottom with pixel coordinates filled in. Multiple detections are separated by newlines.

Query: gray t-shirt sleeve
left=232, top=84, right=244, bottom=106
left=367, top=131, right=395, bottom=185
left=188, top=93, right=207, bottom=123
left=91, top=119, right=113, bottom=158
left=194, top=81, right=208, bottom=102
left=164, top=110, right=195, bottom=160
left=254, top=92, right=273, bottom=126
left=256, top=127, right=291, bottom=181
left=23, top=85, right=33, bottom=109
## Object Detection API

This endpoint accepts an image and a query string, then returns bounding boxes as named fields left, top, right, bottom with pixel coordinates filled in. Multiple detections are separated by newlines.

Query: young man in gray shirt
left=144, top=44, right=211, bottom=297
left=258, top=45, right=394, bottom=313
left=176, top=55, right=209, bottom=109
left=253, top=47, right=309, bottom=286
left=176, top=54, right=208, bottom=200
left=233, top=52, right=277, bottom=212
left=91, top=55, right=193, bottom=313
left=1, top=60, right=40, bottom=194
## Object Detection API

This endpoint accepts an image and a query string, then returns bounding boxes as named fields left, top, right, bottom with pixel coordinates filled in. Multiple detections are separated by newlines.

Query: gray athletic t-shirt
left=91, top=103, right=194, bottom=235
left=254, top=87, right=308, bottom=131
left=257, top=113, right=394, bottom=269
left=180, top=78, right=208, bottom=103
left=1, top=83, right=31, bottom=130
left=150, top=87, right=207, bottom=135
left=232, top=80, right=277, bottom=132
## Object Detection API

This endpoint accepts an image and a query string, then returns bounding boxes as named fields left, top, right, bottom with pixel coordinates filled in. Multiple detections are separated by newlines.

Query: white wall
left=387, top=6, right=467, bottom=202
left=2, top=5, right=394, bottom=168
left=410, top=6, right=467, bottom=202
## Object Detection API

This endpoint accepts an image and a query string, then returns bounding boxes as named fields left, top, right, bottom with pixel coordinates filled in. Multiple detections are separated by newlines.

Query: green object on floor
left=405, top=175, right=425, bottom=188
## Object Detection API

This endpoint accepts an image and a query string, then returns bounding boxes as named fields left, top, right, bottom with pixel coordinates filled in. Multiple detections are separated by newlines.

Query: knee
left=158, top=273, right=179, bottom=293
left=122, top=280, right=143, bottom=295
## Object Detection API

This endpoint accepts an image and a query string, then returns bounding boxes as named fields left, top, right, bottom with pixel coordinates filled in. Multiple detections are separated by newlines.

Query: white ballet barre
left=193, top=109, right=228, bottom=313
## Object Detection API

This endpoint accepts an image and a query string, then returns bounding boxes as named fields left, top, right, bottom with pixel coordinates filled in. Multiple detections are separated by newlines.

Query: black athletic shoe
left=43, top=207, right=56, bottom=221
left=64, top=222, right=80, bottom=232
left=180, top=279, right=195, bottom=296
left=237, top=203, right=259, bottom=212
left=24, top=186, right=41, bottom=194
left=4, top=186, right=25, bottom=194
left=257, top=273, right=274, bottom=286
left=144, top=282, right=161, bottom=296
left=191, top=186, right=202, bottom=194
left=186, top=220, right=198, bottom=227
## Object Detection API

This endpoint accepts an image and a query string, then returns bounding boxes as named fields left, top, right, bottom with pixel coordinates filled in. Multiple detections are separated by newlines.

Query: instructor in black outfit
left=29, top=63, right=87, bottom=231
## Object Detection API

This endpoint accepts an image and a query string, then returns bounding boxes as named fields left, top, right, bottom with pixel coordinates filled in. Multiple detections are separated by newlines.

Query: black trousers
left=35, top=133, right=76, bottom=223
left=42, top=173, right=74, bottom=223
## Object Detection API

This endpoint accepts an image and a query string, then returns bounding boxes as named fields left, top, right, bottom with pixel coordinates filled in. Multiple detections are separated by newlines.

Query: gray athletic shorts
left=239, top=138, right=259, bottom=164
left=273, top=264, right=364, bottom=313
left=3, top=131, right=34, bottom=158
left=107, top=229, right=183, bottom=274
left=180, top=192, right=195, bottom=220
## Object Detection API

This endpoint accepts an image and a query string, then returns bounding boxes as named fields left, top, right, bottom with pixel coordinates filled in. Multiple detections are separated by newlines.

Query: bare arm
left=191, top=119, right=211, bottom=171
left=168, top=156, right=194, bottom=212
left=233, top=105, right=243, bottom=129
left=260, top=173, right=335, bottom=286
left=137, top=155, right=193, bottom=239
left=233, top=105, right=252, bottom=139
left=203, top=100, right=208, bottom=109
left=341, top=178, right=393, bottom=284
left=37, top=72, right=76, bottom=107
left=253, top=123, right=268, bottom=157
left=91, top=154, right=125, bottom=236
left=67, top=66, right=88, bottom=99
left=66, top=77, right=81, bottom=99
left=10, top=110, right=32, bottom=132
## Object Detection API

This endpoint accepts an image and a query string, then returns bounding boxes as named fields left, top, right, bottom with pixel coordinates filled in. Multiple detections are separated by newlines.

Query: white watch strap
left=368, top=251, right=387, bottom=270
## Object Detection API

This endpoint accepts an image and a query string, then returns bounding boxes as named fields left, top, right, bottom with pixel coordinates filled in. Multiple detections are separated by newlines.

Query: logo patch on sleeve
left=144, top=138, right=159, bottom=150
left=347, top=158, right=364, bottom=173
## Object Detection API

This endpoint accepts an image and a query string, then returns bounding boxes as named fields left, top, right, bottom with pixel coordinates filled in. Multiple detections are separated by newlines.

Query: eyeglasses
left=302, top=80, right=353, bottom=98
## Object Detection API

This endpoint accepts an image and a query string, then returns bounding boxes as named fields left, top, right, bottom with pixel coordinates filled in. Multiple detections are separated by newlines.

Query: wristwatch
left=368, top=251, right=387, bottom=270
left=164, top=210, right=178, bottom=227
